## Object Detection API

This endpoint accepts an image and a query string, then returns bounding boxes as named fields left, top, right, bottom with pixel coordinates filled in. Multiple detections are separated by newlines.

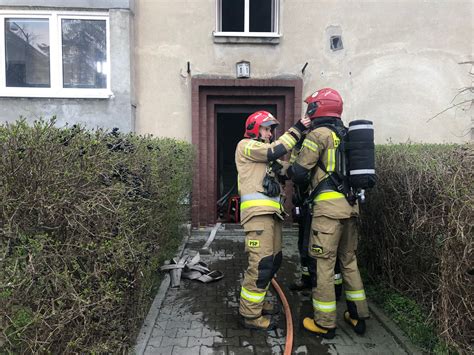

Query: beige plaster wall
left=135, top=0, right=473, bottom=143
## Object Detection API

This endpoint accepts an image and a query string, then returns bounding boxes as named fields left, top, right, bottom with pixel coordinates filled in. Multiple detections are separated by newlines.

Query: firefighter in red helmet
left=236, top=110, right=310, bottom=330
left=289, top=88, right=369, bottom=338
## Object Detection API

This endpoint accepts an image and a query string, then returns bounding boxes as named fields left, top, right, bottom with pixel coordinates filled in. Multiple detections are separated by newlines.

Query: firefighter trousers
left=239, top=214, right=282, bottom=319
left=309, top=216, right=369, bottom=328
left=298, top=205, right=343, bottom=297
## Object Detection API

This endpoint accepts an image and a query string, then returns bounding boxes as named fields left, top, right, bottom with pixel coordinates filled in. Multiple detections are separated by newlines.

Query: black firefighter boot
left=344, top=311, right=366, bottom=335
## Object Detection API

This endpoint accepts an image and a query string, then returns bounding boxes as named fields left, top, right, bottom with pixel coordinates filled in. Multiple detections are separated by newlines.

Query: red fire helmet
left=304, top=88, right=343, bottom=119
left=244, top=111, right=279, bottom=138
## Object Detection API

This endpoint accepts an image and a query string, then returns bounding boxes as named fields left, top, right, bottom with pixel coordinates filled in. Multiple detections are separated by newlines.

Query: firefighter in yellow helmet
left=290, top=88, right=369, bottom=338
left=236, top=111, right=310, bottom=330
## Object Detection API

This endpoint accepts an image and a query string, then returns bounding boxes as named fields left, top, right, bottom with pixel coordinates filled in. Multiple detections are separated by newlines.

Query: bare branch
left=427, top=99, right=473, bottom=122
left=450, top=87, right=474, bottom=103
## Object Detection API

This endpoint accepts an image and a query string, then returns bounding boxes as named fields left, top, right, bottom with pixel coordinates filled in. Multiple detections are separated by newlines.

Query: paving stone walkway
left=140, top=228, right=409, bottom=354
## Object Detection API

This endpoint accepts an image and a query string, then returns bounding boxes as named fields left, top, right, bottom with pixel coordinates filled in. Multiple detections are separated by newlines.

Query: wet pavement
left=140, top=227, right=408, bottom=354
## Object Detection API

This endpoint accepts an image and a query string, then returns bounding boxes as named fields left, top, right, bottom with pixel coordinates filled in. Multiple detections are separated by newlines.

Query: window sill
left=213, top=32, right=281, bottom=44
left=0, top=89, right=114, bottom=99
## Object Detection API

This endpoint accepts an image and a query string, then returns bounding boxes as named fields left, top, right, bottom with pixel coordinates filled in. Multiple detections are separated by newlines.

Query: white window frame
left=214, top=0, right=281, bottom=38
left=0, top=10, right=112, bottom=99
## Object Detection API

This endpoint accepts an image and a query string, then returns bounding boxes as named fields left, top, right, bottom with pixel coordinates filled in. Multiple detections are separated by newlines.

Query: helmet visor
left=306, top=102, right=318, bottom=117
left=260, top=119, right=279, bottom=128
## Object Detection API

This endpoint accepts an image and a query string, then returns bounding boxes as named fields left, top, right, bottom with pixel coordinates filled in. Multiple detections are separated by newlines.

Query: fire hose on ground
left=271, top=278, right=294, bottom=355
left=203, top=224, right=295, bottom=354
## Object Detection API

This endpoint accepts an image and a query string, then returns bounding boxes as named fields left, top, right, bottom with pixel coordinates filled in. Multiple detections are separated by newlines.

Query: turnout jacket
left=236, top=122, right=306, bottom=225
left=292, top=126, right=359, bottom=219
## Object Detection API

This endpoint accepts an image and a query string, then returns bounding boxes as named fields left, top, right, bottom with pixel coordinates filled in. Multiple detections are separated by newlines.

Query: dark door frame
left=191, top=77, right=303, bottom=227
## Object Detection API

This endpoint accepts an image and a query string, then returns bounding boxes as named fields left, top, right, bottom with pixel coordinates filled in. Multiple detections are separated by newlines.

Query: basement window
left=0, top=10, right=112, bottom=98
left=215, top=0, right=280, bottom=41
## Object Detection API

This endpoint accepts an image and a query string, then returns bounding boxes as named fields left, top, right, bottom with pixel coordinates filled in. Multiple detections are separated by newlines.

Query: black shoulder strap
left=310, top=122, right=347, bottom=140
left=304, top=160, right=344, bottom=205
left=304, top=119, right=349, bottom=205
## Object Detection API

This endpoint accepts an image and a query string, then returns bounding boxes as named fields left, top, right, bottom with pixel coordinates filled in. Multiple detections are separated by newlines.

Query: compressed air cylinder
left=347, top=120, right=376, bottom=189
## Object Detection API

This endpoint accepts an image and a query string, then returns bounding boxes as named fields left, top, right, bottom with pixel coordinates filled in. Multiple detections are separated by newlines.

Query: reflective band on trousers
left=345, top=289, right=366, bottom=301
left=241, top=286, right=266, bottom=303
left=302, top=266, right=310, bottom=276
left=312, top=298, right=337, bottom=313
left=314, top=191, right=345, bottom=202
left=334, top=273, right=343, bottom=285
left=240, top=193, right=281, bottom=210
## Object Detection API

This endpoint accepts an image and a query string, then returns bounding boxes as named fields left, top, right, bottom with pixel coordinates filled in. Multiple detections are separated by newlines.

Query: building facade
left=134, top=0, right=473, bottom=225
left=1, top=0, right=473, bottom=225
left=135, top=0, right=473, bottom=143
left=0, top=0, right=135, bottom=131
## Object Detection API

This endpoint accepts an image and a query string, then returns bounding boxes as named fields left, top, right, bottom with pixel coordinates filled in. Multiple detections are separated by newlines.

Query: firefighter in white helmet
left=235, top=111, right=310, bottom=330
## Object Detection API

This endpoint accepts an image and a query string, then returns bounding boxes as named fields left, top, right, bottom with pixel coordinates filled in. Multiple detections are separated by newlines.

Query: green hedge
left=0, top=119, right=194, bottom=353
left=359, top=144, right=473, bottom=353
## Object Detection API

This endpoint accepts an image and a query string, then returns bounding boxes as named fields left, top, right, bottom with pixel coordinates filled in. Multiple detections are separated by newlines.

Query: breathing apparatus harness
left=262, top=157, right=288, bottom=220
left=304, top=117, right=376, bottom=207
left=304, top=118, right=353, bottom=206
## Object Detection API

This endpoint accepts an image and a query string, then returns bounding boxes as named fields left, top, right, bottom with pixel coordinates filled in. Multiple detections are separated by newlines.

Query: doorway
left=216, top=105, right=276, bottom=222
left=191, top=78, right=303, bottom=226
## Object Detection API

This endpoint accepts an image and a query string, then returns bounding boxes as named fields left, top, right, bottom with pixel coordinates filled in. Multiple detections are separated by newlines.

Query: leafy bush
left=0, top=119, right=194, bottom=353
left=359, top=144, right=473, bottom=354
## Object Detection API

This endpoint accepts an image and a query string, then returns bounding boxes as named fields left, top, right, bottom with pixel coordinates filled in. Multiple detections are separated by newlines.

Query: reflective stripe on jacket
left=235, top=126, right=303, bottom=224
left=240, top=193, right=282, bottom=211
left=293, top=126, right=359, bottom=219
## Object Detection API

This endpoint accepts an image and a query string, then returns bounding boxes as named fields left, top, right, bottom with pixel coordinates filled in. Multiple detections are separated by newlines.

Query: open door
left=216, top=105, right=276, bottom=223
left=191, top=78, right=302, bottom=226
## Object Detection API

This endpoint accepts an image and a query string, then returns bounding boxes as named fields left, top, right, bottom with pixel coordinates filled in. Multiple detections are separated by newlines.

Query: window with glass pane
left=5, top=18, right=50, bottom=87
left=62, top=19, right=107, bottom=89
left=250, top=0, right=273, bottom=32
left=221, top=0, right=244, bottom=32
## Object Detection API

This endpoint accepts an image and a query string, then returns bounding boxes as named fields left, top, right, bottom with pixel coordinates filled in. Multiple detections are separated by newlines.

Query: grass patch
left=365, top=280, right=455, bottom=354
